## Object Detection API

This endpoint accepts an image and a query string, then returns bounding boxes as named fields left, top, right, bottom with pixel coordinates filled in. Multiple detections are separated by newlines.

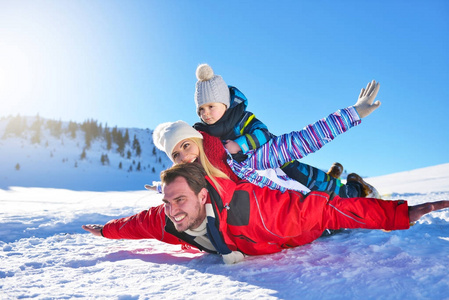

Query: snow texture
left=1, top=116, right=449, bottom=299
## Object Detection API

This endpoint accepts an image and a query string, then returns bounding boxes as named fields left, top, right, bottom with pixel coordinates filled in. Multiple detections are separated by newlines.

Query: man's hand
left=82, top=224, right=104, bottom=237
left=353, top=80, right=381, bottom=118
left=224, top=140, right=242, bottom=154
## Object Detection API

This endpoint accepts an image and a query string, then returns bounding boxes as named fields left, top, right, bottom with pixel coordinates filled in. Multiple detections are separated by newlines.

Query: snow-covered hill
left=0, top=115, right=172, bottom=191
left=366, top=163, right=449, bottom=195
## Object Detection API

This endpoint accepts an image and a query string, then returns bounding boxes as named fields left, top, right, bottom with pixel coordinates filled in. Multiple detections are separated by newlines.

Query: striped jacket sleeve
left=233, top=111, right=274, bottom=153
left=229, top=106, right=361, bottom=191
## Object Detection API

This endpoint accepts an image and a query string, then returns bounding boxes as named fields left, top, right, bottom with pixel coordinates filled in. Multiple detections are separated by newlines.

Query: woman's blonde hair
left=181, top=137, right=229, bottom=191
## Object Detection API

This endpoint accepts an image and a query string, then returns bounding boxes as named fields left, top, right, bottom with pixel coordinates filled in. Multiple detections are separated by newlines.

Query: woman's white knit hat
left=153, top=121, right=203, bottom=161
left=194, top=64, right=230, bottom=115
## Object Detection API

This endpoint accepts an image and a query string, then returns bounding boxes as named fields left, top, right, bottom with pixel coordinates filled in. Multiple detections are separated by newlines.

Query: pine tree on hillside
left=46, top=119, right=62, bottom=137
left=111, top=126, right=126, bottom=156
left=30, top=115, right=42, bottom=144
left=2, top=114, right=27, bottom=138
left=104, top=127, right=112, bottom=150
left=84, top=131, right=92, bottom=149
left=117, top=135, right=125, bottom=156
left=132, top=135, right=142, bottom=157
left=112, top=126, right=118, bottom=142
left=132, top=135, right=138, bottom=149
left=124, top=129, right=130, bottom=145
left=67, top=121, right=78, bottom=139
left=135, top=143, right=141, bottom=157
left=80, top=148, right=87, bottom=160
left=81, top=119, right=102, bottom=149
left=101, top=154, right=110, bottom=165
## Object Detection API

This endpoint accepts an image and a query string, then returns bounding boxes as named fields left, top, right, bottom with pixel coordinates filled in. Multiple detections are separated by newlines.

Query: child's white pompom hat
left=194, top=64, right=230, bottom=115
left=153, top=121, right=203, bottom=161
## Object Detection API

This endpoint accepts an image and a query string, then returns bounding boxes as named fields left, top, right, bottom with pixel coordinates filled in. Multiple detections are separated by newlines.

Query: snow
left=2, top=168, right=449, bottom=299
left=1, top=117, right=449, bottom=299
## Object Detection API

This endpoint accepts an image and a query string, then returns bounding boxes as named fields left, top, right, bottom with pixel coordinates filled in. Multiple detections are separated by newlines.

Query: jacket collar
left=193, top=86, right=248, bottom=140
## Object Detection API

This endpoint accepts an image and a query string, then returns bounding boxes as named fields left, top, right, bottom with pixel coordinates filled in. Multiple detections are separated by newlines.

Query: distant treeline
left=1, top=114, right=152, bottom=158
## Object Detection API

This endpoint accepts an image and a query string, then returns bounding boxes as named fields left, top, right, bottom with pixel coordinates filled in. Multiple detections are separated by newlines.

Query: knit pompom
left=196, top=64, right=214, bottom=81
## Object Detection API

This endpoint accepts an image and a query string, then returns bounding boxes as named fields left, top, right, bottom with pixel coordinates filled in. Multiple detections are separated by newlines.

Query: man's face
left=162, top=176, right=207, bottom=232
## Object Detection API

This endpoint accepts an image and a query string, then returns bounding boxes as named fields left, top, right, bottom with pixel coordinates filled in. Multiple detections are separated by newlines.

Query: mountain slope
left=0, top=115, right=172, bottom=191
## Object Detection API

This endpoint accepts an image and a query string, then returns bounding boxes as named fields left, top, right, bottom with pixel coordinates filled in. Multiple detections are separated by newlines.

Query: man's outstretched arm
left=409, top=201, right=449, bottom=223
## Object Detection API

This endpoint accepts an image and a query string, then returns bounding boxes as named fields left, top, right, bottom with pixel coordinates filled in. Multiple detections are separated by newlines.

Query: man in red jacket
left=83, top=163, right=449, bottom=264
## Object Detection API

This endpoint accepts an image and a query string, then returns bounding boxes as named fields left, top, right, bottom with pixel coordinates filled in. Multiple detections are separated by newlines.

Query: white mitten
left=222, top=251, right=245, bottom=264
left=353, top=80, right=381, bottom=118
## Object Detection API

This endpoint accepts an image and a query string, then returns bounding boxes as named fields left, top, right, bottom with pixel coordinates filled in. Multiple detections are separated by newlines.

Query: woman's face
left=171, top=139, right=200, bottom=164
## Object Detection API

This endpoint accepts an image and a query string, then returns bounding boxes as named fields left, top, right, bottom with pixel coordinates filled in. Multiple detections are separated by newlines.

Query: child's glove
left=353, top=80, right=381, bottom=118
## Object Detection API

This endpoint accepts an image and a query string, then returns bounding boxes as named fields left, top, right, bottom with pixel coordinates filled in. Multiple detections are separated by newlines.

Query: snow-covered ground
left=1, top=163, right=449, bottom=299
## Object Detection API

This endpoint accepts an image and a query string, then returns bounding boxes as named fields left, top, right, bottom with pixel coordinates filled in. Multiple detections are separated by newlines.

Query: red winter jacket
left=201, top=131, right=240, bottom=182
left=102, top=176, right=411, bottom=256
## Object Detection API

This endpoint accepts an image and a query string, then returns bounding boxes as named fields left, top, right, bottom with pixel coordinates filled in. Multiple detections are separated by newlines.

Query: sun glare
left=0, top=37, right=39, bottom=114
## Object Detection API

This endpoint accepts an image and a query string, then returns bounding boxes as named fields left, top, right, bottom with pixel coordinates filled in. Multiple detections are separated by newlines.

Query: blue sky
left=1, top=0, right=448, bottom=177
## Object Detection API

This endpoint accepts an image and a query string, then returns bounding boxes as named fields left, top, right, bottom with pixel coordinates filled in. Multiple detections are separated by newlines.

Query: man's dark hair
left=160, top=163, right=208, bottom=195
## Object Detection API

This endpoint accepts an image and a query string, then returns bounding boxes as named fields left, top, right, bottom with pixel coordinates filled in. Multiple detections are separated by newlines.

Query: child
left=192, top=64, right=380, bottom=198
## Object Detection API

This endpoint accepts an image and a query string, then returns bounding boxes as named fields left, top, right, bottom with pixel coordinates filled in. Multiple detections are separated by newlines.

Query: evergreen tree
left=101, top=154, right=110, bottom=165
left=104, top=127, right=112, bottom=150
left=80, top=148, right=87, bottom=160
left=135, top=143, right=141, bottom=157
left=67, top=121, right=78, bottom=138
left=3, top=114, right=27, bottom=138
left=112, top=127, right=125, bottom=156
left=30, top=115, right=42, bottom=144
left=136, top=162, right=141, bottom=171
left=132, top=135, right=142, bottom=157
left=15, top=163, right=20, bottom=171
left=46, top=119, right=62, bottom=137
left=81, top=119, right=101, bottom=149
left=124, top=129, right=130, bottom=145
